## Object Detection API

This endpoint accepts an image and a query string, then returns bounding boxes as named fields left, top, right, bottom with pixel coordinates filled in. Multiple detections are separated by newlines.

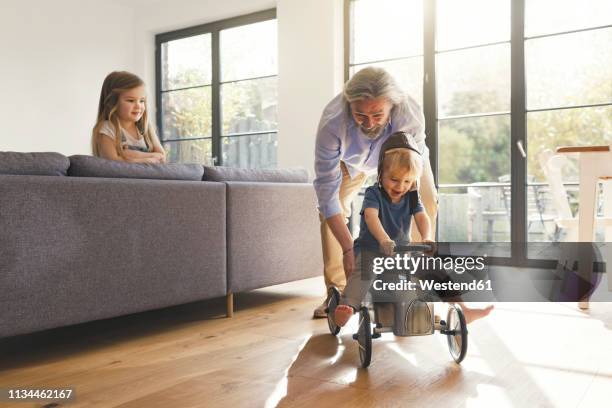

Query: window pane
left=163, top=139, right=213, bottom=165
left=439, top=186, right=511, bottom=243
left=525, top=183, right=571, bottom=243
left=161, top=87, right=212, bottom=140
left=161, top=34, right=211, bottom=91
left=220, top=19, right=277, bottom=82
left=438, top=114, right=512, bottom=244
left=526, top=0, right=612, bottom=37
left=351, top=57, right=424, bottom=106
left=438, top=115, right=511, bottom=185
left=351, top=0, right=422, bottom=64
left=526, top=28, right=612, bottom=110
left=222, top=133, right=277, bottom=169
left=437, top=44, right=510, bottom=117
left=527, top=106, right=612, bottom=183
left=436, top=0, right=510, bottom=51
left=526, top=106, right=611, bottom=243
left=221, top=77, right=277, bottom=135
left=525, top=183, right=610, bottom=245
left=439, top=187, right=471, bottom=242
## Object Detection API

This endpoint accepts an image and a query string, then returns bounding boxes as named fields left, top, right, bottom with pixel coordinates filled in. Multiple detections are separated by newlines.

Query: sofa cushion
left=68, top=155, right=204, bottom=181
left=0, top=151, right=70, bottom=176
left=203, top=166, right=309, bottom=183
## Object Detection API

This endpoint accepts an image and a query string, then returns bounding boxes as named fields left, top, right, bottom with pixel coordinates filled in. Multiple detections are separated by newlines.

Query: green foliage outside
left=438, top=77, right=610, bottom=186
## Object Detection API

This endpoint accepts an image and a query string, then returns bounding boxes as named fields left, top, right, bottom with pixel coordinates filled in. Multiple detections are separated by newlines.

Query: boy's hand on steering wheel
left=379, top=239, right=396, bottom=257
left=422, top=238, right=437, bottom=256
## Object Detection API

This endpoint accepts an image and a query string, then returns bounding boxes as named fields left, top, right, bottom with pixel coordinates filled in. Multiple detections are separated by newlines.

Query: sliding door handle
left=516, top=140, right=527, bottom=158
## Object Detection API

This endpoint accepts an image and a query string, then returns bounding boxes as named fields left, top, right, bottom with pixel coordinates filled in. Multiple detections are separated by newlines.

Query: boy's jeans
left=340, top=250, right=377, bottom=309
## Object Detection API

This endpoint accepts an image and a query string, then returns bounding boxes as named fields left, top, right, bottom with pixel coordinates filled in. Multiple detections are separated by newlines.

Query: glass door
left=524, top=0, right=612, bottom=257
left=435, top=0, right=512, bottom=258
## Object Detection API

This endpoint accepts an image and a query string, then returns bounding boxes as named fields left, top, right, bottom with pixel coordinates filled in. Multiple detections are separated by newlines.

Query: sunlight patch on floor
left=387, top=342, right=419, bottom=367
left=264, top=334, right=311, bottom=408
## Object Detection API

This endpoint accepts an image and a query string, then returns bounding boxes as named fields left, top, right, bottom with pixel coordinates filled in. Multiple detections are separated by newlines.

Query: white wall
left=277, top=0, right=344, bottom=175
left=0, top=0, right=136, bottom=155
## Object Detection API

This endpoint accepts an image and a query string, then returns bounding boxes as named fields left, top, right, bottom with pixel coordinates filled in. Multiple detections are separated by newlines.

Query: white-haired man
left=313, top=67, right=437, bottom=318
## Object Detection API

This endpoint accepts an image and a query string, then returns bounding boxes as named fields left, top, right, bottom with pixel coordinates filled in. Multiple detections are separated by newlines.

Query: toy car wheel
left=446, top=304, right=468, bottom=363
left=326, top=286, right=341, bottom=336
left=357, top=306, right=372, bottom=368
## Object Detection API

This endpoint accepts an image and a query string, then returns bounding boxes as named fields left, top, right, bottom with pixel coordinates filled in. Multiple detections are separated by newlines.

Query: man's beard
left=360, top=124, right=385, bottom=139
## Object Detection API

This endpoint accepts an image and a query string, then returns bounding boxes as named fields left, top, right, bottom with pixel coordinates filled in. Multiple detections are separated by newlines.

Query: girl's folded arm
left=121, top=147, right=163, bottom=161
left=97, top=134, right=158, bottom=164
left=149, top=134, right=167, bottom=163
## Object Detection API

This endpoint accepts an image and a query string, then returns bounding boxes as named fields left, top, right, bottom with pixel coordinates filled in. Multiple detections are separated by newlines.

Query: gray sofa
left=0, top=152, right=322, bottom=338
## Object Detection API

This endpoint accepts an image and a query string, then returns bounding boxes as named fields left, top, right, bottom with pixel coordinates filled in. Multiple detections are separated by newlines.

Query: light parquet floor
left=1, top=276, right=612, bottom=408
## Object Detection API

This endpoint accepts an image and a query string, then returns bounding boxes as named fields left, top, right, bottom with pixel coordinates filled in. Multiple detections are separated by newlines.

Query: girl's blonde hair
left=380, top=148, right=423, bottom=184
left=91, top=71, right=157, bottom=157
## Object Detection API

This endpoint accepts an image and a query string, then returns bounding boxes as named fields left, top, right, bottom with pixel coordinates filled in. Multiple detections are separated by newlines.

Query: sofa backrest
left=0, top=151, right=70, bottom=176
left=68, top=155, right=204, bottom=181
left=0, top=151, right=309, bottom=184
left=203, top=166, right=309, bottom=183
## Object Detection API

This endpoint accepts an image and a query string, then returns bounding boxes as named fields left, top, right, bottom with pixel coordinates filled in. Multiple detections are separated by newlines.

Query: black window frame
left=155, top=9, right=277, bottom=166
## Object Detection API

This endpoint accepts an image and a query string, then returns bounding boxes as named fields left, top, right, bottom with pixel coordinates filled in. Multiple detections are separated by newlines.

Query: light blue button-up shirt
left=313, top=93, right=427, bottom=219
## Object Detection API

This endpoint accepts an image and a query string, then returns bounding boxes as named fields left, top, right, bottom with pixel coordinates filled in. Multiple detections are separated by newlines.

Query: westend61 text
left=373, top=279, right=493, bottom=292
left=372, top=254, right=486, bottom=275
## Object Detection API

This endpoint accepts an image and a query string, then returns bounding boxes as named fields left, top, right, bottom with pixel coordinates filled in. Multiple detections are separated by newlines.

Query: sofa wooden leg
left=226, top=292, right=234, bottom=318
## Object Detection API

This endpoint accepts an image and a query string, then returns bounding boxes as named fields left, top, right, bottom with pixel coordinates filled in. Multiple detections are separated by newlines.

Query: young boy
left=334, top=132, right=493, bottom=326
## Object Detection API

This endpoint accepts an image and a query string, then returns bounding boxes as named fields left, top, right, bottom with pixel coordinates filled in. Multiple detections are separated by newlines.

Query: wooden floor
left=1, top=276, right=612, bottom=408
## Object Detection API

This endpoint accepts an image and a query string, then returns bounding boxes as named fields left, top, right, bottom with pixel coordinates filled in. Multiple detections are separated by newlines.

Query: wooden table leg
left=226, top=292, right=234, bottom=318
left=577, top=156, right=598, bottom=242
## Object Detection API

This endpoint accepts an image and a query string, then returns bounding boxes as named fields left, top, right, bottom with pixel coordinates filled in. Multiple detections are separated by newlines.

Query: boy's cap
left=378, top=131, right=421, bottom=166
left=377, top=131, right=422, bottom=184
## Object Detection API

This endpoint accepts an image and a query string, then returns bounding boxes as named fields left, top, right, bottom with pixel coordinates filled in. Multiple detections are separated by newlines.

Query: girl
left=334, top=132, right=493, bottom=327
left=92, top=71, right=166, bottom=164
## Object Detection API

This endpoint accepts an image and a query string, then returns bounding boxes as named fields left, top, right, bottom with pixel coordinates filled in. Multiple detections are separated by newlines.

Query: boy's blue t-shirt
left=354, top=185, right=424, bottom=251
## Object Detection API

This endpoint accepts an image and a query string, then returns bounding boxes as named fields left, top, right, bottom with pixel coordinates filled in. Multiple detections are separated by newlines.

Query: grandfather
left=312, top=67, right=437, bottom=318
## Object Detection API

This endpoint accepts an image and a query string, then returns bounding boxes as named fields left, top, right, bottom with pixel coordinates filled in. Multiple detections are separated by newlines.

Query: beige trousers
left=320, top=162, right=368, bottom=291
left=320, top=159, right=438, bottom=292
left=410, top=148, right=438, bottom=242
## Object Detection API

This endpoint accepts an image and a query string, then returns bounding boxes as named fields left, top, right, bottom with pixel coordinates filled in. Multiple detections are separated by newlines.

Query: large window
left=156, top=10, right=278, bottom=168
left=348, top=0, right=611, bottom=253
